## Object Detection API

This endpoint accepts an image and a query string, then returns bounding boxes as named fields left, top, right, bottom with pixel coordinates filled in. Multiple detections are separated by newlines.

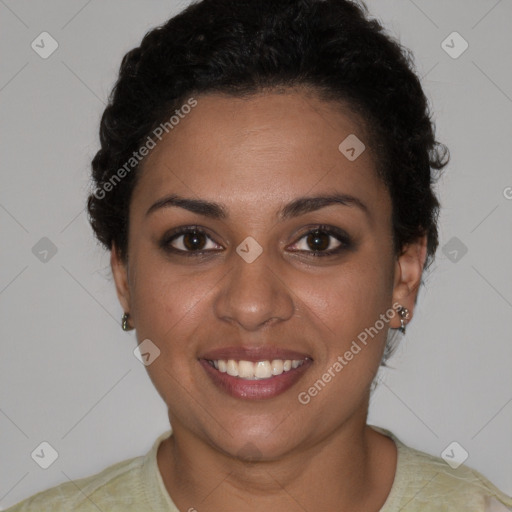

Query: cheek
left=296, top=259, right=394, bottom=400
left=298, top=258, right=393, bottom=335
left=295, top=268, right=393, bottom=407
left=129, top=253, right=211, bottom=348
left=128, top=259, right=209, bottom=408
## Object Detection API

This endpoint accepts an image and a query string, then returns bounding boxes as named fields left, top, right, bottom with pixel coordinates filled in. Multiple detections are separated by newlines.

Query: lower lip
left=199, top=359, right=312, bottom=400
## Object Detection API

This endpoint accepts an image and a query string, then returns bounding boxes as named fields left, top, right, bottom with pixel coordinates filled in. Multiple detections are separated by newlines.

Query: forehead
left=131, top=90, right=389, bottom=220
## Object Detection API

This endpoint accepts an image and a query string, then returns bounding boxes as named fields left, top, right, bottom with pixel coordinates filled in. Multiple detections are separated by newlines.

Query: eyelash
left=159, top=225, right=352, bottom=258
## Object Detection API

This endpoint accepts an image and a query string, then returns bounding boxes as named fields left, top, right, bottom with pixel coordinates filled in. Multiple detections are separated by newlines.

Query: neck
left=157, top=411, right=397, bottom=512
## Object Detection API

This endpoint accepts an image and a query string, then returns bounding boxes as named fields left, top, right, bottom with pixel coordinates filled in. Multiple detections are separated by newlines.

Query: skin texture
left=111, top=89, right=427, bottom=511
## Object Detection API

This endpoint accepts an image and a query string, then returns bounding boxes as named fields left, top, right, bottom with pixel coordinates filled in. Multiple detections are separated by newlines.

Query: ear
left=389, top=235, right=428, bottom=330
left=110, top=243, right=131, bottom=315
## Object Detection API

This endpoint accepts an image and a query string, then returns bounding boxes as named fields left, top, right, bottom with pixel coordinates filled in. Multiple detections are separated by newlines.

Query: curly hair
left=87, top=0, right=448, bottom=272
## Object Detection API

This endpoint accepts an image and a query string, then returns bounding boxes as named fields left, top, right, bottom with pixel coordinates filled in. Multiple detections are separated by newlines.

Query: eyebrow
left=145, top=192, right=369, bottom=220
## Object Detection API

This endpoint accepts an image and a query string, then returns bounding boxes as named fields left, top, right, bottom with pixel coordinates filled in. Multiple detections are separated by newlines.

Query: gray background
left=1, top=0, right=511, bottom=508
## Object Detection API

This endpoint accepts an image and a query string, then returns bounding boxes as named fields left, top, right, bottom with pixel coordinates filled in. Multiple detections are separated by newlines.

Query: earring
left=398, top=306, right=410, bottom=334
left=121, top=312, right=134, bottom=331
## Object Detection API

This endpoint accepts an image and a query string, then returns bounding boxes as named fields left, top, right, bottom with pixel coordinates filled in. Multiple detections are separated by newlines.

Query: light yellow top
left=6, top=427, right=512, bottom=511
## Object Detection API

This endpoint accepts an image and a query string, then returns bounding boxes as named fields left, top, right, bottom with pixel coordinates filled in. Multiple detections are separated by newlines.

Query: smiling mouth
left=200, top=355, right=313, bottom=400
left=205, top=358, right=309, bottom=380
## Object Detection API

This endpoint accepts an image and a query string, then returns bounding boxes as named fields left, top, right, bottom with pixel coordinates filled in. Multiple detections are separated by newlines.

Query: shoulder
left=375, top=427, right=512, bottom=511
left=399, top=445, right=512, bottom=510
left=4, top=454, right=148, bottom=512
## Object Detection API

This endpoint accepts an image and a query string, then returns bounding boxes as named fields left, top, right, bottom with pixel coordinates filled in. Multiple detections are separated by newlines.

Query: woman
left=7, top=0, right=511, bottom=510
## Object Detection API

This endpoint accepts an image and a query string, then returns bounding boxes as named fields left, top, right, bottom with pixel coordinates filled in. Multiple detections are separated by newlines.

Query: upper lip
left=199, top=346, right=313, bottom=362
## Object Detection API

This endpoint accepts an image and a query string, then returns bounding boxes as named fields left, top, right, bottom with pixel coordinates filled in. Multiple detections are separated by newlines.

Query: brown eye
left=306, top=231, right=331, bottom=251
left=182, top=231, right=207, bottom=251
left=288, top=226, right=352, bottom=256
left=161, top=227, right=223, bottom=254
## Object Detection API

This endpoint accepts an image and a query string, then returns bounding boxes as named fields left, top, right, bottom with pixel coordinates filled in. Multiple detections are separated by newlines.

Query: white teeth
left=209, top=358, right=305, bottom=380
left=238, top=360, right=254, bottom=378
left=271, top=359, right=284, bottom=375
left=255, top=361, right=272, bottom=379
left=226, top=359, right=239, bottom=377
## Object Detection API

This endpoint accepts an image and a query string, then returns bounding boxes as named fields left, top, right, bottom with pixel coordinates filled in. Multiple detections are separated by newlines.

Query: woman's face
left=112, top=89, right=424, bottom=459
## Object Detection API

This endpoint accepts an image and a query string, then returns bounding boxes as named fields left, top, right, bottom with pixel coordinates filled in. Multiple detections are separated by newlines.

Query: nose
left=213, top=246, right=295, bottom=332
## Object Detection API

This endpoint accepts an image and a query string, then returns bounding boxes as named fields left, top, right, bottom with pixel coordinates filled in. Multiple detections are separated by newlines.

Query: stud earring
left=398, top=306, right=410, bottom=334
left=121, top=312, right=134, bottom=331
